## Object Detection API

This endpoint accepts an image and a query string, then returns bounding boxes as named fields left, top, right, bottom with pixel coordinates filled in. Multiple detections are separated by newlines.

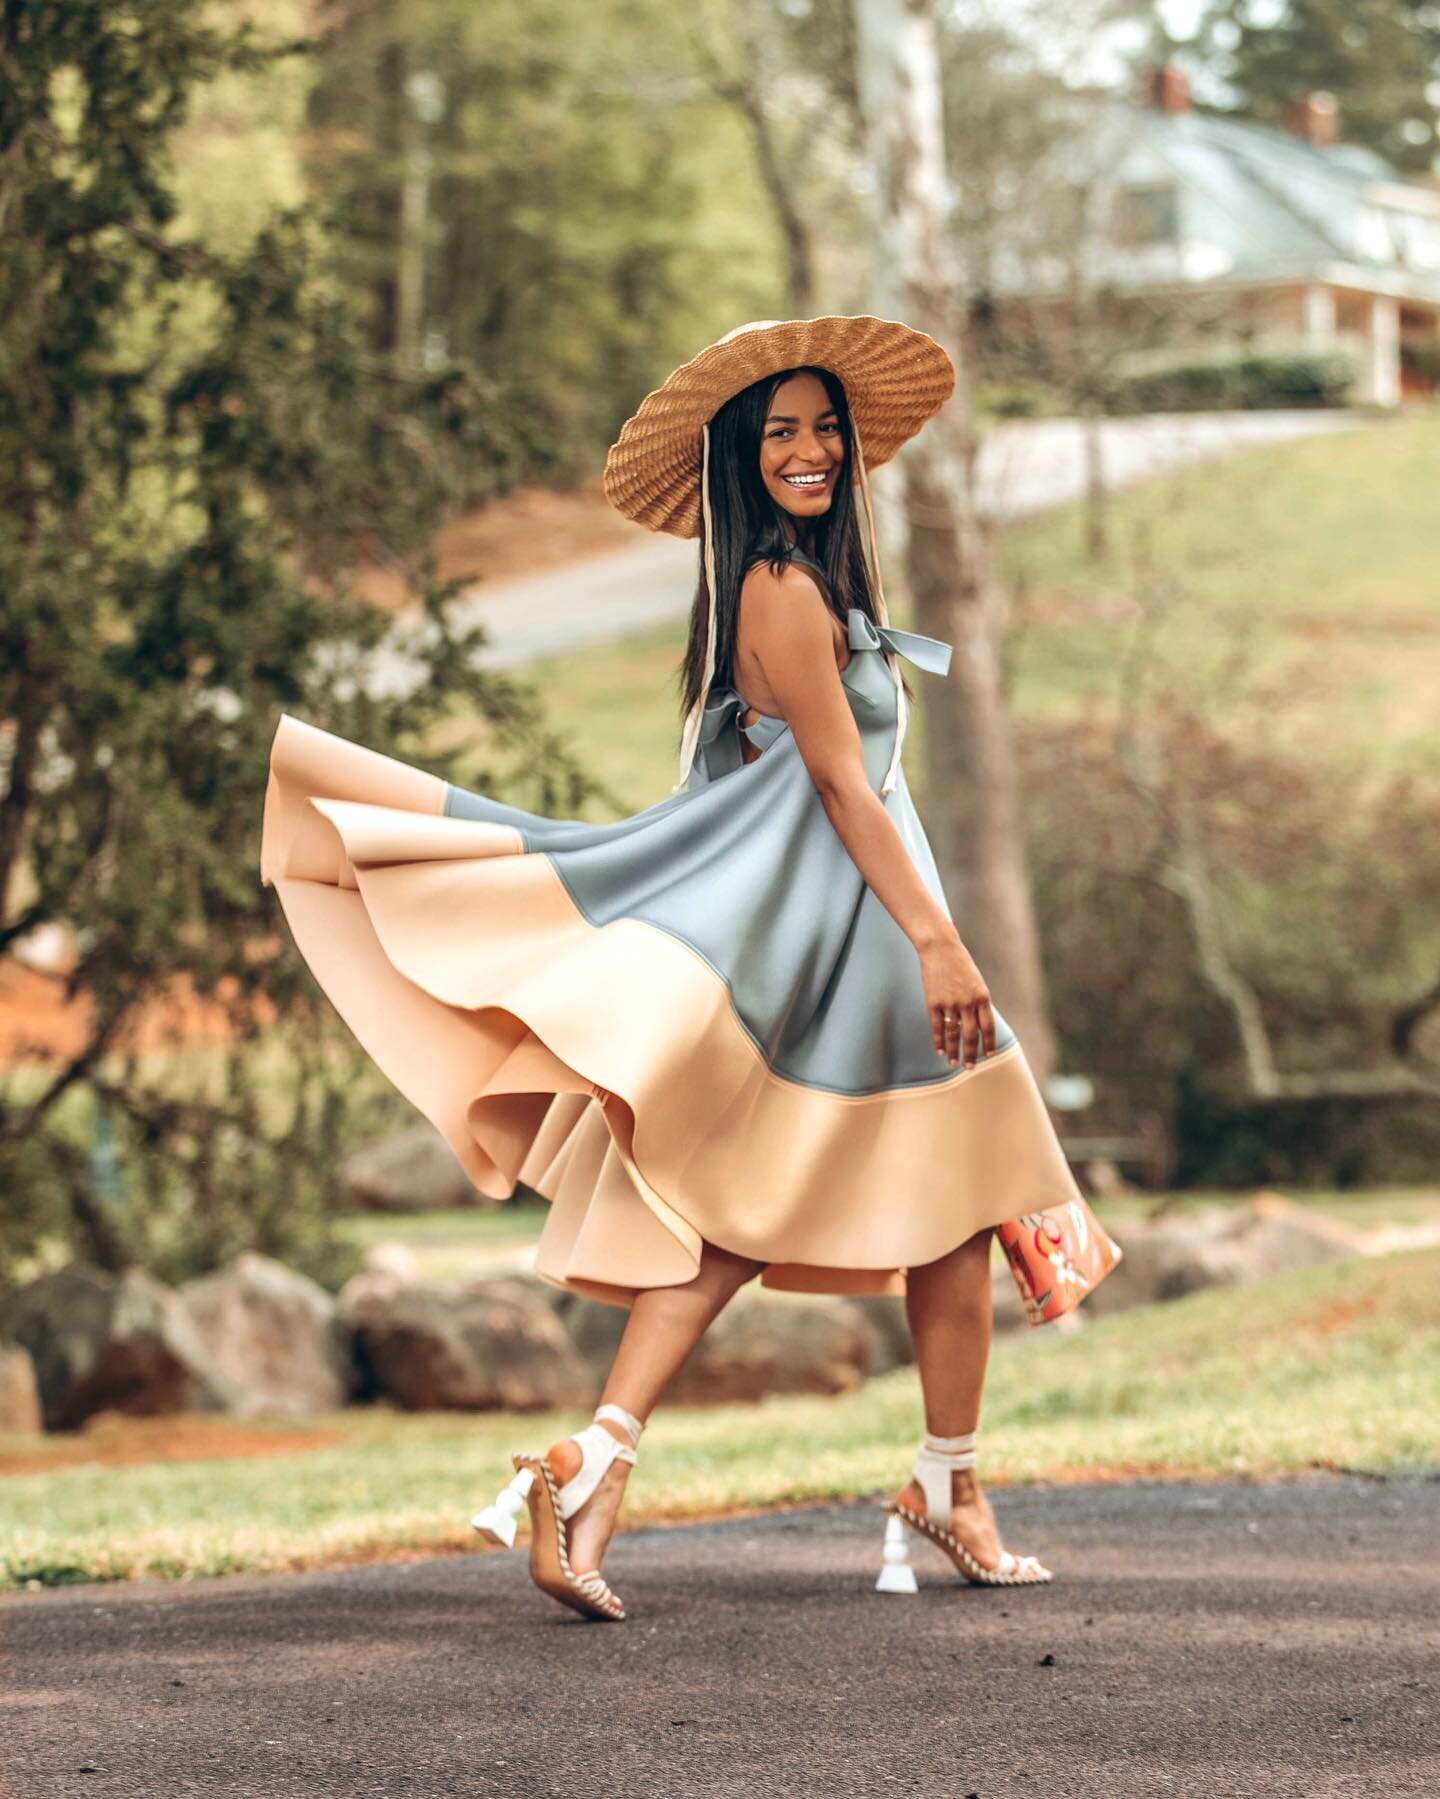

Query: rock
left=336, top=1126, right=483, bottom=1213
left=180, top=1253, right=354, bottom=1418
left=990, top=1267, right=1028, bottom=1333
left=847, top=1295, right=915, bottom=1373
left=1082, top=1158, right=1138, bottom=1199
left=557, top=1279, right=1011, bottom=1391
left=552, top=1293, right=629, bottom=1381
left=345, top=1278, right=596, bottom=1412
left=667, top=1292, right=877, bottom=1404
left=360, top=1240, right=421, bottom=1282
left=1164, top=1195, right=1361, bottom=1298
left=1079, top=1213, right=1217, bottom=1316
left=0, top=1265, right=242, bottom=1430
left=1085, top=1195, right=1364, bottom=1317
left=557, top=1287, right=910, bottom=1392
left=0, top=1342, right=42, bottom=1434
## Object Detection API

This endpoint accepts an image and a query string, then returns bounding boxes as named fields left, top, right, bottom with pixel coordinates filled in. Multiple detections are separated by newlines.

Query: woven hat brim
left=602, top=315, right=955, bottom=540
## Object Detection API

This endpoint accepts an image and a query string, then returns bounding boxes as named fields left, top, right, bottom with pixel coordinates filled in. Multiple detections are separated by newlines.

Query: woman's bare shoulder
left=739, top=555, right=829, bottom=620
left=738, top=558, right=846, bottom=671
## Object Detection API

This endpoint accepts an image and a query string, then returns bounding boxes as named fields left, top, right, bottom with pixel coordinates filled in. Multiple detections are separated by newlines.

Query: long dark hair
left=678, top=364, right=887, bottom=723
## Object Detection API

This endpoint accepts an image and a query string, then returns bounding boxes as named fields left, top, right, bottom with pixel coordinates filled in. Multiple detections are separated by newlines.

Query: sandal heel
left=874, top=1512, right=919, bottom=1594
left=470, top=1466, right=535, bottom=1548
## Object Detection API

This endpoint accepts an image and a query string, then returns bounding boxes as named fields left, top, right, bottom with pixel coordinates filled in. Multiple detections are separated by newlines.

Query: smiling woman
left=670, top=353, right=917, bottom=793
left=262, top=314, right=1121, bottom=1626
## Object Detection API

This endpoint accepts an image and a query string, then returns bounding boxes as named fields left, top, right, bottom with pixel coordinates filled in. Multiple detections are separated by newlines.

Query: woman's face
left=758, top=371, right=846, bottom=522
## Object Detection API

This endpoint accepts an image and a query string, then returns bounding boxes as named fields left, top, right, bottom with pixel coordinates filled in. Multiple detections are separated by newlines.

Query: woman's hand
left=919, top=930, right=997, bottom=1070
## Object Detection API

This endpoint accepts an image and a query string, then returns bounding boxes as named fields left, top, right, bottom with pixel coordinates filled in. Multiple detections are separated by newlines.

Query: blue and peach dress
left=260, top=562, right=1088, bottom=1307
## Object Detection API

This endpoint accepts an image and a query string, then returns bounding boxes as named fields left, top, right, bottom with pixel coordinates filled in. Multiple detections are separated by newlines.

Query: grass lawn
left=335, top=1201, right=551, bottom=1281
left=3, top=1246, right=1435, bottom=1592
left=512, top=411, right=1440, bottom=813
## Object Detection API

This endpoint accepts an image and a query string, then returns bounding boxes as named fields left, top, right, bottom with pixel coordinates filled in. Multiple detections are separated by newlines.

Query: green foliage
left=305, top=0, right=781, bottom=487
left=0, top=1, right=594, bottom=1288
left=1186, top=0, right=1440, bottom=176
left=1401, top=337, right=1440, bottom=385
left=1108, top=343, right=1360, bottom=413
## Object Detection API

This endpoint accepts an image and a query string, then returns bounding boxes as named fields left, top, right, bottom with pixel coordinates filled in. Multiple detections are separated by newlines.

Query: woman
left=261, top=315, right=1115, bottom=1625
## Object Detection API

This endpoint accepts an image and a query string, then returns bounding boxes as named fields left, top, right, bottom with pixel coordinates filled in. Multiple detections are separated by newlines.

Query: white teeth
left=783, top=473, right=827, bottom=486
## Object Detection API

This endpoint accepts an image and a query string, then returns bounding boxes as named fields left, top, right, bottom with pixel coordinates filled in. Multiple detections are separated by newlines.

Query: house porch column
left=1301, top=283, right=1336, bottom=343
left=1360, top=295, right=1401, bottom=406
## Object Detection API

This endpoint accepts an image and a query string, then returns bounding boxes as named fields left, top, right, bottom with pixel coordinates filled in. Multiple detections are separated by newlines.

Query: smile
left=781, top=472, right=829, bottom=490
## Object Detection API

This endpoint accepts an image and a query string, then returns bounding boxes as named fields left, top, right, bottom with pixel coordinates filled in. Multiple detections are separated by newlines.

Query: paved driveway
left=405, top=408, right=1366, bottom=675
left=3, top=1473, right=1435, bottom=1797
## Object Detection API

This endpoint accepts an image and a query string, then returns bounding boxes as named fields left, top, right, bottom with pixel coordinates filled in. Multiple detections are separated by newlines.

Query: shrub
left=1109, top=344, right=1360, bottom=414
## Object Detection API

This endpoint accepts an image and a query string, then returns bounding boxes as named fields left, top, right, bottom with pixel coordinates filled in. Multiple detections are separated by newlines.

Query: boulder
left=556, top=1279, right=1011, bottom=1393
left=344, top=1277, right=596, bottom=1412
left=667, top=1292, right=877, bottom=1404
left=1163, top=1193, right=1363, bottom=1297
left=336, top=1126, right=483, bottom=1213
left=0, top=1342, right=42, bottom=1434
left=557, top=1287, right=915, bottom=1390
left=1085, top=1194, right=1365, bottom=1318
left=180, top=1253, right=355, bottom=1418
left=847, top=1295, right=915, bottom=1373
left=360, top=1240, right=421, bottom=1283
left=551, top=1293, right=629, bottom=1382
left=0, top=1265, right=242, bottom=1430
left=990, top=1267, right=1028, bottom=1334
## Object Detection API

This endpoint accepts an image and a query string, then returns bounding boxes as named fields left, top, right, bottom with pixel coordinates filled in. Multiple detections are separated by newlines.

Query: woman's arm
left=739, top=563, right=996, bottom=1070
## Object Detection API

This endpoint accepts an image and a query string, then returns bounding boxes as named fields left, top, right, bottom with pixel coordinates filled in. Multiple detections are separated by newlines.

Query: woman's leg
left=556, top=1241, right=764, bottom=1572
left=899, top=1225, right=1007, bottom=1569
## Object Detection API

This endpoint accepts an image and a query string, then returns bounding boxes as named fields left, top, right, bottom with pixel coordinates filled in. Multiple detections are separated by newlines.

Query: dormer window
left=1112, top=182, right=1180, bottom=247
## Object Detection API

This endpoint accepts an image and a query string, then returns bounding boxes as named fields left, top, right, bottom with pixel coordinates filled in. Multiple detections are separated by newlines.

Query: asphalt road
left=3, top=1474, right=1437, bottom=1798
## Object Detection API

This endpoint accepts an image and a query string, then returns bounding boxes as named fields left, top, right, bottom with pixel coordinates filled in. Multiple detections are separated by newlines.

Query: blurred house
left=986, top=63, right=1440, bottom=406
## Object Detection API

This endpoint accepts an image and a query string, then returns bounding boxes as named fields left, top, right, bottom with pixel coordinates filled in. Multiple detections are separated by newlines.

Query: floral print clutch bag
left=996, top=1199, right=1125, bottom=1326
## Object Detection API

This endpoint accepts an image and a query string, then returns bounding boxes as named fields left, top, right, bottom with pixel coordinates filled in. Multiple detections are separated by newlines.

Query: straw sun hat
left=602, top=314, right=955, bottom=540
left=603, top=314, right=956, bottom=796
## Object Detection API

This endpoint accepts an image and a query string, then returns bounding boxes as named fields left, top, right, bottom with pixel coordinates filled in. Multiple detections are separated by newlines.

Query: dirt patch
left=357, top=478, right=647, bottom=614
left=0, top=1412, right=344, bottom=1477
left=1298, top=1289, right=1389, bottom=1339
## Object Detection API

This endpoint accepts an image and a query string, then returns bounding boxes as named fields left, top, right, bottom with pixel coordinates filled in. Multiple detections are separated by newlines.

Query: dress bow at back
left=845, top=608, right=953, bottom=678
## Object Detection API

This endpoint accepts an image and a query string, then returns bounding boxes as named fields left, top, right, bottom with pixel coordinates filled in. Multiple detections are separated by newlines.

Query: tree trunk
left=737, top=81, right=816, bottom=316
left=851, top=0, right=1058, bottom=1081
left=1081, top=405, right=1108, bottom=563
left=693, top=3, right=816, bottom=316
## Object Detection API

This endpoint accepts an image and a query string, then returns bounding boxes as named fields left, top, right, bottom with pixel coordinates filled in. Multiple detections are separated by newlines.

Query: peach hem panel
left=263, top=715, right=1084, bottom=1305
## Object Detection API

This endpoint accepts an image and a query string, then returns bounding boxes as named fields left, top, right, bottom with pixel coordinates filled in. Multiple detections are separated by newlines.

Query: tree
left=305, top=0, right=781, bottom=486
left=850, top=0, right=1059, bottom=1081
left=0, top=0, right=589, bottom=1287
left=687, top=0, right=836, bottom=316
left=1184, top=0, right=1440, bottom=176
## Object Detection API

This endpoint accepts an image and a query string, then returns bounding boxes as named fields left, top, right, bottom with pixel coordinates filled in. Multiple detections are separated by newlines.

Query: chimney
left=1285, top=91, right=1338, bottom=148
left=1147, top=64, right=1191, bottom=117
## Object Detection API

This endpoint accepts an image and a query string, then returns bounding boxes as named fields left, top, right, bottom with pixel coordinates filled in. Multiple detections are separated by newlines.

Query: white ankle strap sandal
left=878, top=1429, right=1054, bottom=1591
left=472, top=1403, right=644, bottom=1622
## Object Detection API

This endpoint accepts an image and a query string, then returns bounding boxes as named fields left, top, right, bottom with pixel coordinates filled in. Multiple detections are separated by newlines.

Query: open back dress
left=260, top=551, right=1088, bottom=1306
